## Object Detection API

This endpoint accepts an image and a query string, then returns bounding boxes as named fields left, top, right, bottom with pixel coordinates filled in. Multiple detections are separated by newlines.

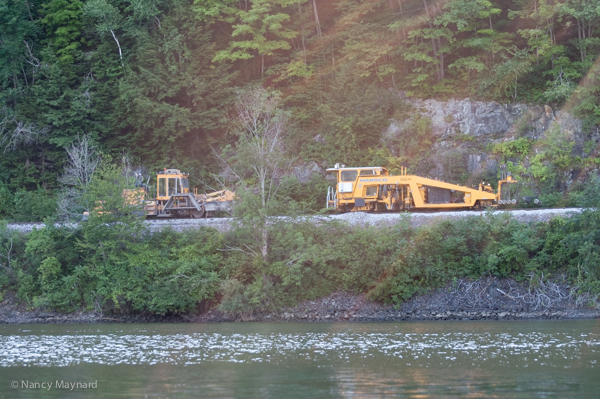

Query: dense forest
left=1, top=0, right=600, bottom=221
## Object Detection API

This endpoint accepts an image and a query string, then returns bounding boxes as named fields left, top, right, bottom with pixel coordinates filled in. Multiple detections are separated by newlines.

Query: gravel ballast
left=5, top=208, right=584, bottom=233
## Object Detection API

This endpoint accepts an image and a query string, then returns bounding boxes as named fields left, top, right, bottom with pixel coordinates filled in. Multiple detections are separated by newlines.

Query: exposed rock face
left=384, top=97, right=592, bottom=180
left=555, top=110, right=585, bottom=154
left=418, top=99, right=528, bottom=138
left=290, top=161, right=324, bottom=183
left=394, top=98, right=559, bottom=140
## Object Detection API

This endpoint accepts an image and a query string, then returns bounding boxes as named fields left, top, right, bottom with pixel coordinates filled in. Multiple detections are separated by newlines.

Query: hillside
left=1, top=0, right=600, bottom=221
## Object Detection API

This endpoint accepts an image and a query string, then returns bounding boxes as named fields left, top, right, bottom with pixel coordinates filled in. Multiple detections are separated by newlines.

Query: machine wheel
left=190, top=209, right=205, bottom=218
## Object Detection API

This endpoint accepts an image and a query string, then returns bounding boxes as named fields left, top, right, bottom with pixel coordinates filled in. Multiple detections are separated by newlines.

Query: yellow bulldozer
left=325, top=163, right=535, bottom=212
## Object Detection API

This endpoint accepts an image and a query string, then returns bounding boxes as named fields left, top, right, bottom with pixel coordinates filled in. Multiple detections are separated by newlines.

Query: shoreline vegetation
left=2, top=202, right=600, bottom=325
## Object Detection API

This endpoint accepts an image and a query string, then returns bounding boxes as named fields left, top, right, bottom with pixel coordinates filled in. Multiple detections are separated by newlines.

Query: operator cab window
left=359, top=169, right=376, bottom=176
left=159, top=178, right=166, bottom=197
left=181, top=178, right=189, bottom=190
left=341, top=170, right=358, bottom=182
left=168, top=178, right=179, bottom=195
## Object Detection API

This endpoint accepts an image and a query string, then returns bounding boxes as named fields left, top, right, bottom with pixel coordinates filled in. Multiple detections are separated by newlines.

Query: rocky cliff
left=293, top=97, right=598, bottom=193
left=384, top=97, right=597, bottom=182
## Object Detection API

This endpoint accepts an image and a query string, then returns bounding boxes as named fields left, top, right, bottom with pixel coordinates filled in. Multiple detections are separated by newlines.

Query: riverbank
left=2, top=276, right=598, bottom=324
left=3, top=204, right=600, bottom=325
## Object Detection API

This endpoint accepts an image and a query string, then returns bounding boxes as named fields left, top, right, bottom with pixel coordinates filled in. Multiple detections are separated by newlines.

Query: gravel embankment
left=193, top=276, right=600, bottom=323
left=320, top=207, right=582, bottom=229
left=5, top=208, right=584, bottom=233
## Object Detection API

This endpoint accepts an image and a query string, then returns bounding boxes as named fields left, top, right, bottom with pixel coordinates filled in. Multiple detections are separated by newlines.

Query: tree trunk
left=535, top=33, right=539, bottom=65
left=437, top=37, right=444, bottom=80
left=260, top=227, right=268, bottom=261
left=422, top=0, right=440, bottom=81
left=110, top=29, right=124, bottom=67
left=397, top=0, right=406, bottom=40
left=23, top=0, right=33, bottom=21
left=312, top=0, right=322, bottom=38
left=331, top=42, right=335, bottom=67
left=298, top=2, right=307, bottom=63
left=21, top=64, right=28, bottom=88
left=576, top=18, right=584, bottom=62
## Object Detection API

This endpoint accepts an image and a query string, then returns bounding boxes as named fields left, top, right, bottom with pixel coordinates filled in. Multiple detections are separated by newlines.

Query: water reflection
left=1, top=324, right=598, bottom=368
left=0, top=320, right=598, bottom=398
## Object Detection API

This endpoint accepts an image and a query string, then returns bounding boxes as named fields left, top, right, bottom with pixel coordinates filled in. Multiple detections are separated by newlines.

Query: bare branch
left=496, top=288, right=516, bottom=300
left=219, top=244, right=258, bottom=257
left=286, top=256, right=301, bottom=268
left=211, top=145, right=246, bottom=189
left=56, top=134, right=101, bottom=220
left=170, top=274, right=191, bottom=281
left=0, top=108, right=50, bottom=153
left=0, top=234, right=16, bottom=282
left=58, top=134, right=101, bottom=187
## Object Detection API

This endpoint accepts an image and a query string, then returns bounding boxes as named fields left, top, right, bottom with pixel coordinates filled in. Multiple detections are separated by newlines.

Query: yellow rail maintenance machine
left=148, top=168, right=234, bottom=218
left=326, top=164, right=521, bottom=212
left=84, top=168, right=234, bottom=219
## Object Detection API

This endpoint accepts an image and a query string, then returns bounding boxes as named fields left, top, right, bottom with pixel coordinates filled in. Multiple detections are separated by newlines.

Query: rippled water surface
left=1, top=320, right=599, bottom=398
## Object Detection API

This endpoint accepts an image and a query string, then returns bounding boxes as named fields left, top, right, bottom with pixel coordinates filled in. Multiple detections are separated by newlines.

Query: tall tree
left=480, top=48, right=533, bottom=99
left=218, top=86, right=291, bottom=260
left=111, top=0, right=235, bottom=170
left=41, top=0, right=85, bottom=65
left=0, top=0, right=40, bottom=101
left=211, top=0, right=298, bottom=78
left=82, top=0, right=127, bottom=66
left=557, top=0, right=600, bottom=63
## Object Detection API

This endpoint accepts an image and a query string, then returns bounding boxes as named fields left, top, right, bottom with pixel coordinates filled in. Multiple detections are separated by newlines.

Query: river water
left=0, top=320, right=599, bottom=398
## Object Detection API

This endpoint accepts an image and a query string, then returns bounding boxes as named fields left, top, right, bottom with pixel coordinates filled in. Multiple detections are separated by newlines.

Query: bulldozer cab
left=156, top=169, right=190, bottom=201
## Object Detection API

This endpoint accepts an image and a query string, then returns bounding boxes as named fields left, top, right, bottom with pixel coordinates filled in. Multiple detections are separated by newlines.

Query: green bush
left=0, top=187, right=57, bottom=222
left=0, top=223, right=28, bottom=295
left=368, top=214, right=549, bottom=305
